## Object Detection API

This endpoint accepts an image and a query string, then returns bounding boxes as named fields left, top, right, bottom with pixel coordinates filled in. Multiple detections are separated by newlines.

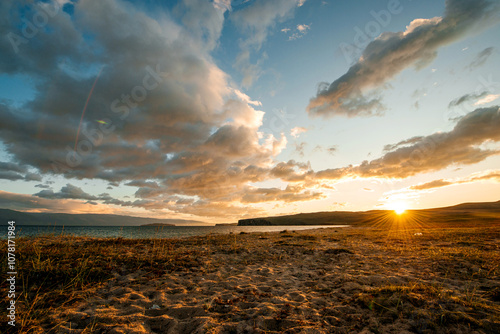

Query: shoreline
left=1, top=224, right=499, bottom=333
left=0, top=225, right=351, bottom=240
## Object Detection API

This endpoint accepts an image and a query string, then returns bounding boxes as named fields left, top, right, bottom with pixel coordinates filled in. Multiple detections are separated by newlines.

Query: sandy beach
left=2, top=223, right=500, bottom=333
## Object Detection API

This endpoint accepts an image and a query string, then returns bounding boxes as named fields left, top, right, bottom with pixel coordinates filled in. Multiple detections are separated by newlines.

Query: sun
left=391, top=202, right=408, bottom=215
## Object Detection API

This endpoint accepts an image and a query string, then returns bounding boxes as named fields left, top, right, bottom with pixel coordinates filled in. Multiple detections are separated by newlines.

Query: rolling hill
left=0, top=209, right=210, bottom=226
left=238, top=200, right=500, bottom=226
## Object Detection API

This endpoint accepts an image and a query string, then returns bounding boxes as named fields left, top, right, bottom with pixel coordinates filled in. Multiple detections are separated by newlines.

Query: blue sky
left=0, top=0, right=499, bottom=222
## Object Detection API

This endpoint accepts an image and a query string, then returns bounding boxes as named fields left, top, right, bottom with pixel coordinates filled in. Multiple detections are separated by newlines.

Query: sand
left=3, top=224, right=500, bottom=333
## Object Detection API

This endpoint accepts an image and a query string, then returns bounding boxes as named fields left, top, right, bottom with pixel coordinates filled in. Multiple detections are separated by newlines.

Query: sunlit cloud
left=232, top=88, right=262, bottom=106
left=308, top=0, right=499, bottom=117
left=449, top=91, right=488, bottom=108
left=290, top=126, right=308, bottom=138
left=378, top=170, right=500, bottom=208
left=0, top=0, right=498, bottom=221
left=475, top=94, right=500, bottom=105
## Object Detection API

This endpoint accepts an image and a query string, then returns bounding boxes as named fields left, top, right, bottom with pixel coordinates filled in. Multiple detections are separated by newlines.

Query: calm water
left=4, top=225, right=349, bottom=239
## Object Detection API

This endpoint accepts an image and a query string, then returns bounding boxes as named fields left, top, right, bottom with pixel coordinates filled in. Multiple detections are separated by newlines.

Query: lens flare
left=74, top=67, right=104, bottom=150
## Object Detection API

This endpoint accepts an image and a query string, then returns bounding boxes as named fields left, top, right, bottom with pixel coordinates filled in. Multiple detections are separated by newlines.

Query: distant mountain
left=0, top=209, right=210, bottom=226
left=238, top=210, right=379, bottom=226
left=141, top=223, right=175, bottom=226
left=238, top=200, right=500, bottom=226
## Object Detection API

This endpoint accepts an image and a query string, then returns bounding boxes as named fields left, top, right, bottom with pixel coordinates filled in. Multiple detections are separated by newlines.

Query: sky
left=0, top=0, right=499, bottom=223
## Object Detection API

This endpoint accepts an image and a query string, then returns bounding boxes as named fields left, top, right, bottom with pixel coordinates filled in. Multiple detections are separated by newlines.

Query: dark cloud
left=294, top=142, right=307, bottom=157
left=270, top=160, right=312, bottom=182
left=308, top=0, right=499, bottom=117
left=35, top=183, right=98, bottom=201
left=0, top=161, right=27, bottom=174
left=467, top=47, right=495, bottom=70
left=448, top=91, right=488, bottom=108
left=0, top=171, right=24, bottom=181
left=16, top=106, right=500, bottom=218
left=2, top=0, right=497, bottom=220
left=327, top=146, right=337, bottom=155
left=25, top=173, right=42, bottom=182
left=0, top=0, right=289, bottom=219
left=0, top=1, right=92, bottom=76
left=0, top=161, right=41, bottom=181
left=0, top=190, right=106, bottom=213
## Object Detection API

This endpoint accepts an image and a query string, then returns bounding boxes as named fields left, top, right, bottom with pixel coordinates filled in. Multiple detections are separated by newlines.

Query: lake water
left=4, top=225, right=349, bottom=239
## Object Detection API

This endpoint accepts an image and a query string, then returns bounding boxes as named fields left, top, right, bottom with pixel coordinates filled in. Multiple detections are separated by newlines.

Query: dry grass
left=1, top=217, right=499, bottom=333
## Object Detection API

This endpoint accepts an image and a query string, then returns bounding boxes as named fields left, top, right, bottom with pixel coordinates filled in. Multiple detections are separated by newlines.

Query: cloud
left=231, top=0, right=304, bottom=48
left=297, top=24, right=309, bottom=32
left=15, top=104, right=498, bottom=219
left=25, top=173, right=42, bottom=182
left=231, top=0, right=304, bottom=86
left=232, top=88, right=262, bottom=106
left=409, top=179, right=454, bottom=190
left=0, top=171, right=24, bottom=181
left=290, top=126, right=307, bottom=138
left=35, top=183, right=98, bottom=201
left=327, top=146, right=337, bottom=155
left=0, top=190, right=112, bottom=214
left=288, top=23, right=311, bottom=40
left=233, top=50, right=265, bottom=88
left=0, top=161, right=41, bottom=181
left=0, top=0, right=297, bottom=220
left=448, top=92, right=488, bottom=108
left=252, top=106, right=500, bottom=188
left=307, top=0, right=500, bottom=117
left=0, top=162, right=27, bottom=174
left=2, top=0, right=497, bottom=220
left=467, top=47, right=495, bottom=70
left=293, top=142, right=307, bottom=157
left=125, top=181, right=160, bottom=188
left=349, top=106, right=500, bottom=178
left=241, top=185, right=324, bottom=203
left=270, top=160, right=312, bottom=182
left=475, top=94, right=500, bottom=106
left=399, top=170, right=500, bottom=192
left=175, top=0, right=229, bottom=52
left=281, top=106, right=500, bottom=184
